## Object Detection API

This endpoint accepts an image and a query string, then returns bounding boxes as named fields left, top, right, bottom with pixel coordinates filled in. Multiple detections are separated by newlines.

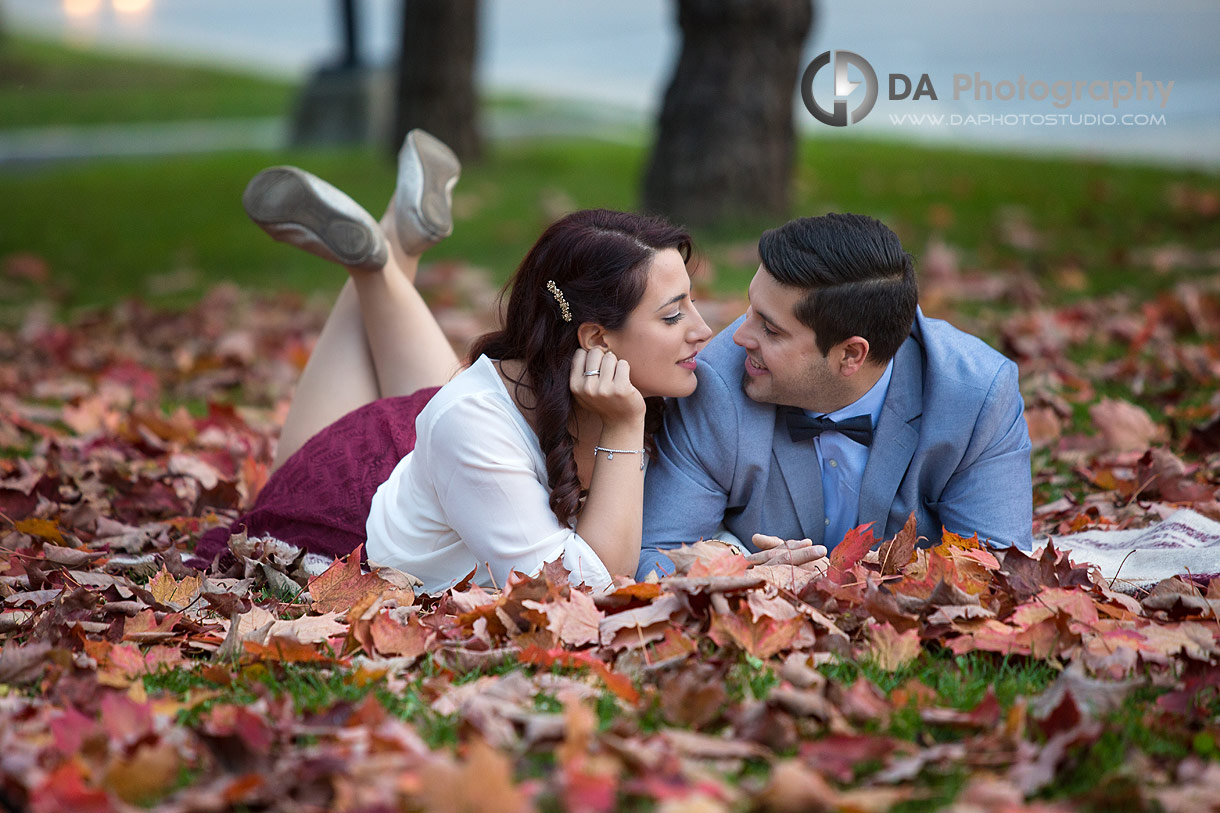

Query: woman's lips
left=678, top=354, right=698, bottom=371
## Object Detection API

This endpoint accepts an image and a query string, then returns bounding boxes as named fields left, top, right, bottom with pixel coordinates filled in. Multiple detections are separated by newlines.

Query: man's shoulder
left=913, top=311, right=1015, bottom=393
left=699, top=314, right=748, bottom=374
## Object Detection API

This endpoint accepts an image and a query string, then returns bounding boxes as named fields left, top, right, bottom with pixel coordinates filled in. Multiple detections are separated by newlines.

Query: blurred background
left=1, top=0, right=1218, bottom=328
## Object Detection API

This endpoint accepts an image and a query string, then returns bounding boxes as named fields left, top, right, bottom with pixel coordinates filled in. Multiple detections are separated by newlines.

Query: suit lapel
left=858, top=333, right=924, bottom=537
left=771, top=408, right=824, bottom=544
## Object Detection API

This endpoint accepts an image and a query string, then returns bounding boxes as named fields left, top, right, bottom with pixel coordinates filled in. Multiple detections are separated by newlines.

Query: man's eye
left=761, top=323, right=777, bottom=336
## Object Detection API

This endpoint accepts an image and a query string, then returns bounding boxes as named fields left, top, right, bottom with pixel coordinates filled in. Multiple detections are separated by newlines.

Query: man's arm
left=638, top=360, right=741, bottom=580
left=934, top=359, right=1034, bottom=550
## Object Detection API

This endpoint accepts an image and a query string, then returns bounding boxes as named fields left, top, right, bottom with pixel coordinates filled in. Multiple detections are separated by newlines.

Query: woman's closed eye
left=663, top=311, right=685, bottom=325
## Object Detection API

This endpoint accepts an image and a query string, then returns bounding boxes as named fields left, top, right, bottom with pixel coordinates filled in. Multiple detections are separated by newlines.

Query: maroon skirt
left=190, top=387, right=441, bottom=570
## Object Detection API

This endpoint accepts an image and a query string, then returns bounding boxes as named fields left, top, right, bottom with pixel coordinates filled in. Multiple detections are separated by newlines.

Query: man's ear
left=577, top=323, right=609, bottom=351
left=836, top=336, right=871, bottom=376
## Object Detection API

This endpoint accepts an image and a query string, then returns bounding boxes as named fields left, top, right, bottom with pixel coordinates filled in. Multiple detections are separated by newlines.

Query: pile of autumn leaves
left=0, top=277, right=1219, bottom=811
left=3, top=513, right=1220, bottom=811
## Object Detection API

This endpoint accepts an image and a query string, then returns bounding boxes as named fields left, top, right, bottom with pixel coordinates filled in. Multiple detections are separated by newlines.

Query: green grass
left=2, top=137, right=1218, bottom=319
left=0, top=34, right=294, bottom=127
left=2, top=29, right=1218, bottom=319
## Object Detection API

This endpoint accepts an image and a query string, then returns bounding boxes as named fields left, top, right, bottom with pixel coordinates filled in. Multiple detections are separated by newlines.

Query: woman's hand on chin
left=570, top=347, right=646, bottom=427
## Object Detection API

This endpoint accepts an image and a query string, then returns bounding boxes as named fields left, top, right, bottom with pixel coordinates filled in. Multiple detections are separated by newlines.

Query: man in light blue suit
left=637, top=213, right=1033, bottom=580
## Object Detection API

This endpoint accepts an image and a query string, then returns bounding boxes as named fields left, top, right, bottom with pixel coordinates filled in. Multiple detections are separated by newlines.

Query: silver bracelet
left=594, top=445, right=646, bottom=470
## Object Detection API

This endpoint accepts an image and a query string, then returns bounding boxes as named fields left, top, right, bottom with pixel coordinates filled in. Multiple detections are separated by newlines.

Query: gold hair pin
left=546, top=279, right=572, bottom=322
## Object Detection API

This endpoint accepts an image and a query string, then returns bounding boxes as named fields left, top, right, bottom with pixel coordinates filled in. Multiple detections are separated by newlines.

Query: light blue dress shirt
left=807, top=360, right=894, bottom=548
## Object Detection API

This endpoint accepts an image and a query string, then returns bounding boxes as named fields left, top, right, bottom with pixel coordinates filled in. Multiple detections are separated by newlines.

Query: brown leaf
left=417, top=737, right=532, bottom=813
left=524, top=588, right=603, bottom=648
left=864, top=620, right=922, bottom=671
left=307, top=544, right=392, bottom=613
left=0, top=640, right=54, bottom=686
left=1089, top=397, right=1166, bottom=452
left=104, top=741, right=181, bottom=804
left=878, top=513, right=918, bottom=576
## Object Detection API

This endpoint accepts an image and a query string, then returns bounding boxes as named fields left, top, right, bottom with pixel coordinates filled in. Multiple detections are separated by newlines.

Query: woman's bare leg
left=273, top=249, right=461, bottom=470
left=273, top=279, right=379, bottom=470
left=349, top=247, right=461, bottom=399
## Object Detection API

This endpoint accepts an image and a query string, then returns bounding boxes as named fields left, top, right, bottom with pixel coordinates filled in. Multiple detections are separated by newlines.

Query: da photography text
left=801, top=50, right=1175, bottom=128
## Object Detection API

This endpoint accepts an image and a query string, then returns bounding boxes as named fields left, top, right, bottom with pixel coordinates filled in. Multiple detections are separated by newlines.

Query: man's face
left=732, top=266, right=848, bottom=412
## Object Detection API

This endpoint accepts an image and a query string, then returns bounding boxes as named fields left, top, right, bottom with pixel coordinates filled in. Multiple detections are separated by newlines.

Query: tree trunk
left=391, top=0, right=482, bottom=162
left=643, top=0, right=814, bottom=226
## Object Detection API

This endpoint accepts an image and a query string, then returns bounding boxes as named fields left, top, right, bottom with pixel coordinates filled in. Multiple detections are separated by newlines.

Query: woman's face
left=602, top=248, right=713, bottom=399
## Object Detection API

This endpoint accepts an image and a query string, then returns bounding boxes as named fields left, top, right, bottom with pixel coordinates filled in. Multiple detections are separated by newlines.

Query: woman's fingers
left=569, top=348, right=588, bottom=390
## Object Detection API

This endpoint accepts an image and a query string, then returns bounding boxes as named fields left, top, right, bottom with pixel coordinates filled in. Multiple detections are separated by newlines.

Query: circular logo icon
left=801, top=50, right=878, bottom=126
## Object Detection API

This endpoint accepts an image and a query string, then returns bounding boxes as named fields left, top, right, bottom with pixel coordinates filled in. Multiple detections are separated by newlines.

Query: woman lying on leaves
left=191, top=130, right=714, bottom=593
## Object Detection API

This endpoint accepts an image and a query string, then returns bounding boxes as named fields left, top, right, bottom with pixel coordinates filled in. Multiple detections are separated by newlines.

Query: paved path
left=0, top=107, right=648, bottom=168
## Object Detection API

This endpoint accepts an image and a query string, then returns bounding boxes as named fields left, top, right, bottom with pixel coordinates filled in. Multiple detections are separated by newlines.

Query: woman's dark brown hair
left=468, top=209, right=693, bottom=527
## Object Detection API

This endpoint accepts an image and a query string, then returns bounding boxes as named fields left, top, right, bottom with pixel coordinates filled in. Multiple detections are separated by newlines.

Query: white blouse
left=365, top=355, right=613, bottom=594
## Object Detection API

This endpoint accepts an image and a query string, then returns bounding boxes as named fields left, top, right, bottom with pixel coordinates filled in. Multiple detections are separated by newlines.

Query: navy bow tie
left=784, top=409, right=874, bottom=447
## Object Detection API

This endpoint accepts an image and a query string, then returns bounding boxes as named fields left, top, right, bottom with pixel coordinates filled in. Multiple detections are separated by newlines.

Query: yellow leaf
left=13, top=518, right=65, bottom=545
left=148, top=567, right=201, bottom=608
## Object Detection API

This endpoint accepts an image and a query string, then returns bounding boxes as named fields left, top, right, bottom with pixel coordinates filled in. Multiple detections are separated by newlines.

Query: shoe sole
left=398, top=130, right=461, bottom=248
left=243, top=167, right=386, bottom=269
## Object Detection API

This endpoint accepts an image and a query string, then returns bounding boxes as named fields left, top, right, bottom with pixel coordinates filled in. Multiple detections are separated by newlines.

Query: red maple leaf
left=827, top=522, right=877, bottom=585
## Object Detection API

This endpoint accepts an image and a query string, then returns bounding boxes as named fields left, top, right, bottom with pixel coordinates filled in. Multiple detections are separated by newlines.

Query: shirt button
left=824, top=518, right=830, bottom=526
left=829, top=459, right=838, bottom=468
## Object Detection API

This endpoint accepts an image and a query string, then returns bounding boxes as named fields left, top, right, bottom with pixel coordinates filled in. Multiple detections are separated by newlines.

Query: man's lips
left=744, top=356, right=768, bottom=377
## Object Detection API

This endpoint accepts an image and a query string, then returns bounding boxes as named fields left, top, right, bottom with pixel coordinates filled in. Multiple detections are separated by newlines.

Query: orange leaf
left=708, top=608, right=805, bottom=659
left=828, top=522, right=877, bottom=585
left=518, top=646, right=639, bottom=703
left=243, top=638, right=335, bottom=663
left=369, top=612, right=430, bottom=658
left=307, top=544, right=391, bottom=613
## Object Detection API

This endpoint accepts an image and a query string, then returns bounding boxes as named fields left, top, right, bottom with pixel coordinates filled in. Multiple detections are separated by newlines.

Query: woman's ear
left=577, top=322, right=610, bottom=351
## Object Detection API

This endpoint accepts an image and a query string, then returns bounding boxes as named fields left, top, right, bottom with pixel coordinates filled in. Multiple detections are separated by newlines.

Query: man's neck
left=809, top=361, right=888, bottom=415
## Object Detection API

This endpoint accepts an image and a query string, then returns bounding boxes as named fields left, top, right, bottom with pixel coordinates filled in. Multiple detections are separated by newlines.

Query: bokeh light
left=112, top=0, right=153, bottom=14
left=63, top=0, right=103, bottom=18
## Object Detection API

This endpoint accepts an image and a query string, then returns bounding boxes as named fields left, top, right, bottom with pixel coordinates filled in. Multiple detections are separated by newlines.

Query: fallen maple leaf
left=307, top=544, right=392, bottom=613
left=878, top=513, right=918, bottom=576
left=524, top=588, right=603, bottom=648
left=827, top=522, right=876, bottom=585
left=369, top=611, right=430, bottom=658
left=148, top=566, right=202, bottom=608
left=708, top=607, right=806, bottom=660
left=864, top=620, right=922, bottom=671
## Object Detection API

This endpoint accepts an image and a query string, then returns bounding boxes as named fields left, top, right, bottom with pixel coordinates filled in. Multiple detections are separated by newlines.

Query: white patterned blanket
left=1047, top=509, right=1220, bottom=592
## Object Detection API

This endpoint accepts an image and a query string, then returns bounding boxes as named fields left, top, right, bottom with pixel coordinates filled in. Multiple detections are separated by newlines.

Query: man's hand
left=748, top=534, right=829, bottom=572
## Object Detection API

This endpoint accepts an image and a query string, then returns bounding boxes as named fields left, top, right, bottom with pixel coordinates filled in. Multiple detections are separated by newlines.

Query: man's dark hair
left=758, top=213, right=918, bottom=363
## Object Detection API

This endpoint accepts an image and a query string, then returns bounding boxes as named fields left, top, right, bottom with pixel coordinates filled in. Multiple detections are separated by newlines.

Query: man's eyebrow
left=653, top=293, right=688, bottom=312
left=753, top=306, right=783, bottom=332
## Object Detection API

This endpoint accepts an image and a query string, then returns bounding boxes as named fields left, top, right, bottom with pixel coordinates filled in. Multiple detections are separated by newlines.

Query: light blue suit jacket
left=637, top=310, right=1033, bottom=579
